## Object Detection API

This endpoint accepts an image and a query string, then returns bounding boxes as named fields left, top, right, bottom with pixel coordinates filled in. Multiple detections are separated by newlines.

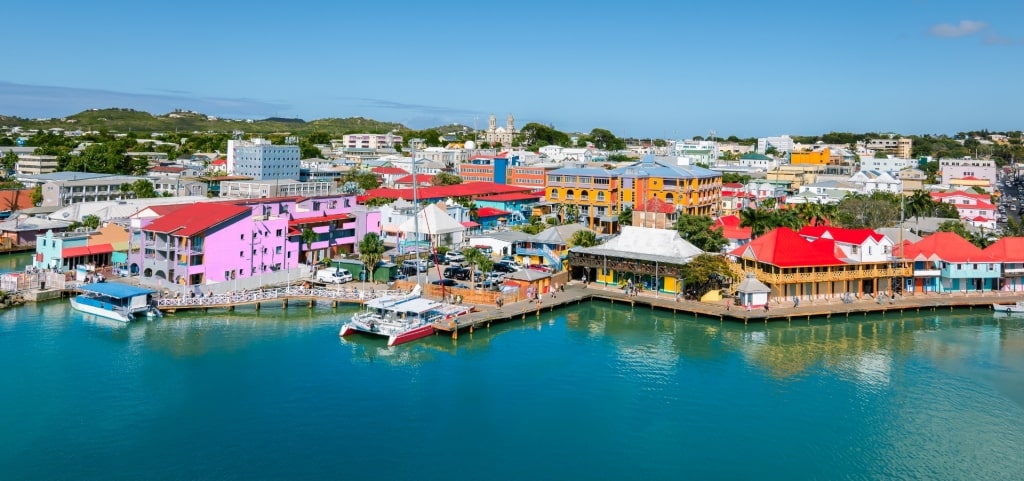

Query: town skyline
left=3, top=1, right=1023, bottom=138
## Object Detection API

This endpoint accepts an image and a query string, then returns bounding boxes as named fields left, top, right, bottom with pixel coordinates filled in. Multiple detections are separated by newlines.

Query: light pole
left=409, top=138, right=424, bottom=286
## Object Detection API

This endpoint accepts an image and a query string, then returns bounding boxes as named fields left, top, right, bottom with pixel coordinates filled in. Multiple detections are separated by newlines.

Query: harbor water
left=1, top=296, right=1023, bottom=480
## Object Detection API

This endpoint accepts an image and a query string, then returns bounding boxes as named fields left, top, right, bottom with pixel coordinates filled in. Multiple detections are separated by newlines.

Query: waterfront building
left=516, top=224, right=593, bottom=272
left=982, top=237, right=1024, bottom=291
left=898, top=232, right=1000, bottom=293
left=545, top=164, right=618, bottom=234
left=611, top=155, right=722, bottom=218
left=735, top=273, right=771, bottom=309
left=729, top=227, right=910, bottom=301
left=34, top=229, right=93, bottom=270
left=468, top=231, right=533, bottom=259
left=226, top=138, right=300, bottom=181
left=567, top=226, right=703, bottom=294
left=3, top=215, right=70, bottom=246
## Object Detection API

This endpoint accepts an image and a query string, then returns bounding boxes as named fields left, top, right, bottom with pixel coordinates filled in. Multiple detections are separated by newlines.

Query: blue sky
left=2, top=0, right=1022, bottom=138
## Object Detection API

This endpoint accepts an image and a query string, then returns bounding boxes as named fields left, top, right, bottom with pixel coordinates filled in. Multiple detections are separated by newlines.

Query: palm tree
left=905, top=190, right=934, bottom=226
left=739, top=207, right=773, bottom=238
left=464, top=247, right=488, bottom=288
left=301, top=227, right=317, bottom=265
left=358, top=233, right=386, bottom=284
left=618, top=207, right=633, bottom=226
left=569, top=229, right=598, bottom=248
left=771, top=208, right=804, bottom=231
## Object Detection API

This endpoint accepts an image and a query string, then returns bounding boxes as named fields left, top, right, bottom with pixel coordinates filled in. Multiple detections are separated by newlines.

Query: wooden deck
left=154, top=286, right=404, bottom=313
left=432, top=282, right=1024, bottom=335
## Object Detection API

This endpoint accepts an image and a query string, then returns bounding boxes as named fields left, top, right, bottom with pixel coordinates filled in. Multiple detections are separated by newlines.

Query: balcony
left=913, top=269, right=942, bottom=277
left=1003, top=267, right=1024, bottom=275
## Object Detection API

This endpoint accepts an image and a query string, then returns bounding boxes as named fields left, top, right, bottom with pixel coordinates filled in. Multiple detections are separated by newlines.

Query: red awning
left=461, top=221, right=480, bottom=228
left=288, top=213, right=353, bottom=227
left=62, top=243, right=113, bottom=258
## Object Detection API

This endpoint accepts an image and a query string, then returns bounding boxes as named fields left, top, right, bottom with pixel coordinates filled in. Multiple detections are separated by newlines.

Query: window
left=597, top=192, right=605, bottom=202
left=276, top=229, right=283, bottom=237
left=550, top=190, right=559, bottom=199
left=240, top=251, right=244, bottom=257
left=240, top=234, right=245, bottom=240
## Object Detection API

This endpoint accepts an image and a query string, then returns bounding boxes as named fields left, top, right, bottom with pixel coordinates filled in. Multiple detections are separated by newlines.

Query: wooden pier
left=432, top=282, right=1024, bottom=337
left=155, top=286, right=403, bottom=313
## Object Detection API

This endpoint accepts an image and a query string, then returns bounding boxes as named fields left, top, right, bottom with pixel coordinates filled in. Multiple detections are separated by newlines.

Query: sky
left=2, top=0, right=1022, bottom=139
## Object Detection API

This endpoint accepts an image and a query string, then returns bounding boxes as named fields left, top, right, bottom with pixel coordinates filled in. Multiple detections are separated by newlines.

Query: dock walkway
left=432, top=282, right=1024, bottom=336
left=155, top=285, right=404, bottom=313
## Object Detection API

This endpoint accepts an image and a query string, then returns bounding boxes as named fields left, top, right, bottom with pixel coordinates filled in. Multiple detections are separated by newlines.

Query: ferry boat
left=339, top=285, right=470, bottom=346
left=71, top=283, right=161, bottom=322
left=992, top=301, right=1024, bottom=314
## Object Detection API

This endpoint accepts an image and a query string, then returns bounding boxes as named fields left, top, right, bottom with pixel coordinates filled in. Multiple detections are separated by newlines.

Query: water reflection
left=567, top=301, right=1024, bottom=387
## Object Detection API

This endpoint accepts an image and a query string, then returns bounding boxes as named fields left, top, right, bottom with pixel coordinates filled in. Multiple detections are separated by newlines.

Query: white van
left=316, top=267, right=353, bottom=284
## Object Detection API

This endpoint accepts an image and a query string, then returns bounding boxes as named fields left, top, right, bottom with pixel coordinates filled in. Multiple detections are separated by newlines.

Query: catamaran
left=339, top=285, right=470, bottom=346
left=71, top=283, right=161, bottom=322
left=992, top=300, right=1024, bottom=314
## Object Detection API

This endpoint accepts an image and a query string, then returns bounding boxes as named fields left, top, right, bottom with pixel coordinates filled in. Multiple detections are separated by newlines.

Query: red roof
left=461, top=221, right=480, bottom=228
left=723, top=182, right=745, bottom=188
left=371, top=167, right=409, bottom=175
left=898, top=232, right=990, bottom=263
left=476, top=192, right=543, bottom=202
left=797, top=226, right=884, bottom=245
left=713, top=215, right=752, bottom=240
left=394, top=174, right=434, bottom=184
left=954, top=176, right=987, bottom=181
left=211, top=158, right=226, bottom=166
left=288, top=213, right=353, bottom=227
left=639, top=197, right=674, bottom=214
left=476, top=207, right=510, bottom=218
left=983, top=237, right=1024, bottom=262
left=931, top=190, right=990, bottom=201
left=62, top=243, right=113, bottom=258
left=0, top=189, right=38, bottom=211
left=971, top=215, right=991, bottom=222
left=359, top=182, right=533, bottom=203
left=144, top=203, right=250, bottom=237
left=730, top=227, right=844, bottom=267
left=147, top=204, right=192, bottom=215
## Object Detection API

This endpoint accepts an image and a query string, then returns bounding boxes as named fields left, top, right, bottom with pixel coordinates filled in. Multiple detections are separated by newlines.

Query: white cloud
left=928, top=20, right=988, bottom=38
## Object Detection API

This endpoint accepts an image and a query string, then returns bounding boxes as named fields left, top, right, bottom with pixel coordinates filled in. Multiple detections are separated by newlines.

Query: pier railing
left=156, top=286, right=406, bottom=308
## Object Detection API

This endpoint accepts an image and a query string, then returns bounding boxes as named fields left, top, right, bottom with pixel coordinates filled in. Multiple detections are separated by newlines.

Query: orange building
left=790, top=148, right=830, bottom=165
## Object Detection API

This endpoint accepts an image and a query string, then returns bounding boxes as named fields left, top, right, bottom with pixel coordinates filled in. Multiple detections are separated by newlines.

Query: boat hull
left=70, top=296, right=132, bottom=323
left=992, top=303, right=1024, bottom=314
left=388, top=323, right=435, bottom=347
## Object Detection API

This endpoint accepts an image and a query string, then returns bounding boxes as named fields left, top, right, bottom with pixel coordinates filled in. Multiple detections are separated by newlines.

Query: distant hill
left=1, top=108, right=411, bottom=136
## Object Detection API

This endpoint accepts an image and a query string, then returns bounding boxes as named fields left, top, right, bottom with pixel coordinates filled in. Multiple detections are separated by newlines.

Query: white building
left=738, top=153, right=778, bottom=171
left=848, top=170, right=902, bottom=194
left=756, top=135, right=794, bottom=155
left=339, top=133, right=402, bottom=150
left=15, top=154, right=59, bottom=175
left=226, top=138, right=300, bottom=180
left=859, top=156, right=914, bottom=174
left=940, top=157, right=997, bottom=186
left=673, top=139, right=719, bottom=163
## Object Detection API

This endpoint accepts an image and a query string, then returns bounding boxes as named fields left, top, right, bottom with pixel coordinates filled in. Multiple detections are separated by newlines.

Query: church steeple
left=506, top=113, right=515, bottom=132
left=488, top=114, right=496, bottom=132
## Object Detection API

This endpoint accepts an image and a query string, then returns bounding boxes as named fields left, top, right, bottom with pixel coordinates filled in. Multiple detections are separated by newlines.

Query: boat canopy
left=77, top=283, right=155, bottom=300
left=365, top=296, right=440, bottom=314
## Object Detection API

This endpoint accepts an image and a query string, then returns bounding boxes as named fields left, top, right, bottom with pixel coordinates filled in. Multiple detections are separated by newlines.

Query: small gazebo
left=735, top=273, right=771, bottom=308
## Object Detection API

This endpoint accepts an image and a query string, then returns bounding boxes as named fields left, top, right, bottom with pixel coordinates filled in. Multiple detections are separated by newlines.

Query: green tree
left=680, top=253, right=739, bottom=297
left=905, top=190, right=934, bottom=225
left=81, top=215, right=101, bottom=230
left=1, top=151, right=17, bottom=174
left=343, top=169, right=380, bottom=191
left=675, top=214, right=727, bottom=252
left=364, top=197, right=396, bottom=208
left=586, top=128, right=626, bottom=151
left=30, top=184, right=43, bottom=206
left=130, top=180, right=157, bottom=198
left=739, top=208, right=775, bottom=238
left=834, top=193, right=900, bottom=229
left=301, top=227, right=318, bottom=264
left=618, top=207, right=633, bottom=226
left=464, top=247, right=491, bottom=287
left=358, top=233, right=386, bottom=283
left=516, top=123, right=571, bottom=150
left=431, top=172, right=463, bottom=186
left=569, top=229, right=598, bottom=248
left=607, top=153, right=632, bottom=162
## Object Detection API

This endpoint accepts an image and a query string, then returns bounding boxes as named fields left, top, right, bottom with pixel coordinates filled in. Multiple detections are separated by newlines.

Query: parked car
left=443, top=266, right=471, bottom=280
left=493, top=261, right=520, bottom=273
left=401, top=259, right=429, bottom=273
left=528, top=264, right=553, bottom=273
left=446, top=252, right=466, bottom=264
left=431, top=279, right=465, bottom=288
left=432, top=252, right=448, bottom=265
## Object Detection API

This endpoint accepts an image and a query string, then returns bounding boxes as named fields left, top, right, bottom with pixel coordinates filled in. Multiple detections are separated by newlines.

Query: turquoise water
left=1, top=298, right=1023, bottom=481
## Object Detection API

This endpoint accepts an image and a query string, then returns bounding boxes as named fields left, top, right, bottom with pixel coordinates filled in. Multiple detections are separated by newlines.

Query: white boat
left=992, top=301, right=1024, bottom=314
left=339, top=285, right=470, bottom=346
left=71, top=282, right=161, bottom=323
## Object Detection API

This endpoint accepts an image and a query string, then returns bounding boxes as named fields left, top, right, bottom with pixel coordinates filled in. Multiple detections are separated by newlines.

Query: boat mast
left=411, top=139, right=421, bottom=285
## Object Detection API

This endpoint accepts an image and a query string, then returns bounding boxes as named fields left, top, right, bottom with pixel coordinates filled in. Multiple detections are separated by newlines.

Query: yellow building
left=790, top=148, right=830, bottom=165
left=545, top=164, right=619, bottom=234
left=765, top=165, right=823, bottom=191
left=612, top=155, right=722, bottom=219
